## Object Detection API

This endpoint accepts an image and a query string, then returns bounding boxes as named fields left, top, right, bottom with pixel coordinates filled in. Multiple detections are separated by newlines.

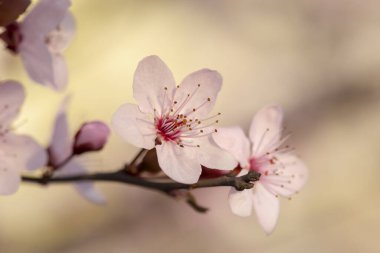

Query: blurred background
left=1, top=0, right=380, bottom=252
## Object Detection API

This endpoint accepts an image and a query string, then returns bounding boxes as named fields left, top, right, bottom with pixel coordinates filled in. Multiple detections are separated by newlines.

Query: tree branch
left=21, top=169, right=260, bottom=193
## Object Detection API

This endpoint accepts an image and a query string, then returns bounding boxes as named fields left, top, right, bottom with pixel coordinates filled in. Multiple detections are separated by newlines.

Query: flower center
left=155, top=117, right=184, bottom=142
left=45, top=26, right=67, bottom=53
left=152, top=85, right=220, bottom=148
left=249, top=142, right=294, bottom=178
left=249, top=156, right=273, bottom=173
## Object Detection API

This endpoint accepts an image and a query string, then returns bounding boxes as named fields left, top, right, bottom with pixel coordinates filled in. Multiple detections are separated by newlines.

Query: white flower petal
left=0, top=134, right=47, bottom=171
left=252, top=182, right=280, bottom=234
left=261, top=154, right=308, bottom=197
left=0, top=80, right=25, bottom=129
left=0, top=156, right=20, bottom=195
left=20, top=0, right=73, bottom=90
left=174, top=69, right=222, bottom=118
left=111, top=103, right=155, bottom=150
left=21, top=0, right=71, bottom=39
left=156, top=142, right=201, bottom=184
left=249, top=105, right=284, bottom=157
left=213, top=126, right=250, bottom=168
left=49, top=97, right=71, bottom=166
left=228, top=188, right=253, bottom=217
left=47, top=12, right=75, bottom=53
left=55, top=160, right=106, bottom=204
left=51, top=54, right=68, bottom=91
left=197, top=136, right=237, bottom=170
left=133, top=55, right=176, bottom=114
left=74, top=182, right=106, bottom=205
left=19, top=39, right=56, bottom=89
left=59, top=12, right=76, bottom=48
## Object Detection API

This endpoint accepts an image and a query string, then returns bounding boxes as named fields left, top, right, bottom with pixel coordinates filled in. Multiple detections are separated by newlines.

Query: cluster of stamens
left=153, top=84, right=220, bottom=148
left=249, top=128, right=304, bottom=199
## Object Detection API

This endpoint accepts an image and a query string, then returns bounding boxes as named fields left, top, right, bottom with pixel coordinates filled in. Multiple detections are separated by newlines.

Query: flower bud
left=73, top=121, right=110, bottom=155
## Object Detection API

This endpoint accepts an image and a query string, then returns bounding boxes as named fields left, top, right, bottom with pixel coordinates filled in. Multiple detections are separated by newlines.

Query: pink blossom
left=18, top=0, right=75, bottom=91
left=112, top=55, right=237, bottom=184
left=73, top=121, right=110, bottom=155
left=213, top=105, right=308, bottom=234
left=48, top=98, right=105, bottom=204
left=0, top=80, right=47, bottom=195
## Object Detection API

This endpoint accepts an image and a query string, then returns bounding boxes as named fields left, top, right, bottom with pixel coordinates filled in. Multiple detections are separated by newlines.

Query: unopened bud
left=73, top=121, right=110, bottom=155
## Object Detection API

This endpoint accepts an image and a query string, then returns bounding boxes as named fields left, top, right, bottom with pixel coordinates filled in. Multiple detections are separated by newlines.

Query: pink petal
left=228, top=188, right=253, bottom=217
left=0, top=134, right=47, bottom=171
left=19, top=0, right=73, bottom=90
left=196, top=136, right=238, bottom=170
left=249, top=105, right=284, bottom=157
left=74, top=182, right=106, bottom=205
left=21, top=0, right=71, bottom=39
left=48, top=97, right=71, bottom=166
left=212, top=126, right=250, bottom=168
left=111, top=103, right=156, bottom=150
left=0, top=156, right=21, bottom=195
left=51, top=53, right=68, bottom=91
left=19, top=39, right=56, bottom=89
left=174, top=69, right=222, bottom=118
left=133, top=55, right=176, bottom=114
left=55, top=160, right=106, bottom=204
left=261, top=154, right=308, bottom=197
left=60, top=12, right=75, bottom=47
left=156, top=142, right=202, bottom=184
left=0, top=80, right=25, bottom=129
left=252, top=182, right=280, bottom=234
left=47, top=12, right=75, bottom=53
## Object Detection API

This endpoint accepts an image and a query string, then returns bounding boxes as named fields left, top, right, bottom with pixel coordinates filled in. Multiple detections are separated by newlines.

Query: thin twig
left=185, top=192, right=209, bottom=213
left=128, top=149, right=146, bottom=167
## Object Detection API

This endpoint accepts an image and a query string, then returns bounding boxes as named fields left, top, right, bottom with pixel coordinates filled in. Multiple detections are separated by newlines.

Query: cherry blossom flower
left=48, top=98, right=106, bottom=204
left=213, top=105, right=308, bottom=234
left=1, top=0, right=75, bottom=90
left=0, top=80, right=47, bottom=195
left=112, top=55, right=237, bottom=184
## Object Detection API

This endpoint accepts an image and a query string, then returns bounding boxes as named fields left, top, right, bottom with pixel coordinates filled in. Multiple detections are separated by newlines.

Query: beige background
left=0, top=0, right=380, bottom=252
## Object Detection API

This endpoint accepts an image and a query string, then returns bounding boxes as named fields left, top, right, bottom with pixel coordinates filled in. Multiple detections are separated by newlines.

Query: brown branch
left=21, top=149, right=260, bottom=213
left=185, top=192, right=209, bottom=213
left=21, top=169, right=260, bottom=193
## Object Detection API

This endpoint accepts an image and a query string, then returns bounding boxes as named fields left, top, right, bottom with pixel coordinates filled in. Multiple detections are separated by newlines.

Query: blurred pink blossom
left=48, top=98, right=106, bottom=204
left=112, top=55, right=237, bottom=184
left=213, top=105, right=308, bottom=234
left=73, top=121, right=110, bottom=155
left=18, top=0, right=75, bottom=91
left=0, top=80, right=47, bottom=195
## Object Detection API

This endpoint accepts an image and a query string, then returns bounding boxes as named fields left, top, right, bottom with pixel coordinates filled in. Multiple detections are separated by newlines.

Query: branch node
left=246, top=171, right=261, bottom=182
left=234, top=181, right=254, bottom=191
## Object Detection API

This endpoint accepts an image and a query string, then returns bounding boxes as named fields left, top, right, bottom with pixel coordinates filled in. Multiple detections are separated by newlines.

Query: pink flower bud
left=73, top=121, right=110, bottom=155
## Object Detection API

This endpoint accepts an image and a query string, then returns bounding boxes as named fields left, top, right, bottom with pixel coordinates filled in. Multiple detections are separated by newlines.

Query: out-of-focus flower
left=0, top=80, right=47, bottom=195
left=73, top=121, right=110, bottom=155
left=213, top=105, right=308, bottom=234
left=48, top=98, right=106, bottom=204
left=112, top=55, right=237, bottom=184
left=1, top=0, right=75, bottom=91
